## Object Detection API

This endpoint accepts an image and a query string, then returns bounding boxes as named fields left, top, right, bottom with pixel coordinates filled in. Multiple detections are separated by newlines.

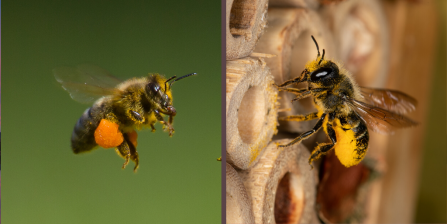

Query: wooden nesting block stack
left=226, top=0, right=278, bottom=171
left=226, top=0, right=284, bottom=223
left=226, top=0, right=434, bottom=223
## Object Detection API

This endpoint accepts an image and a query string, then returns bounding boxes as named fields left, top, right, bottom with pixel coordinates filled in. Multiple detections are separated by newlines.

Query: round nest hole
left=237, top=86, right=265, bottom=144
left=229, top=0, right=257, bottom=38
left=274, top=172, right=305, bottom=223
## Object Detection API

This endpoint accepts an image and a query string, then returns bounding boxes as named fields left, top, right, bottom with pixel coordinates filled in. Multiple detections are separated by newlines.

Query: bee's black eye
left=310, top=67, right=333, bottom=81
left=146, top=82, right=160, bottom=95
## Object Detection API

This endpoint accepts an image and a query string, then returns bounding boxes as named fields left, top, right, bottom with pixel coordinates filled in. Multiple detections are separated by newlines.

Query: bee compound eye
left=146, top=82, right=160, bottom=94
left=310, top=67, right=333, bottom=81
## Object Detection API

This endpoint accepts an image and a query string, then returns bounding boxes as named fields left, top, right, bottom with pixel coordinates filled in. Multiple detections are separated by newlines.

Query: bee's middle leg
left=279, top=112, right=319, bottom=122
left=309, top=124, right=337, bottom=167
left=277, top=113, right=326, bottom=148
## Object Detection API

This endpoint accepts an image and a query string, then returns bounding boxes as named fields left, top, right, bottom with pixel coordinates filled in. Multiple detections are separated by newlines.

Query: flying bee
left=54, top=64, right=196, bottom=172
left=277, top=36, right=417, bottom=168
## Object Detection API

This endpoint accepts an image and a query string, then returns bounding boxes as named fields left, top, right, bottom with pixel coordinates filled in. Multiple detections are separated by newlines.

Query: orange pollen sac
left=94, top=119, right=124, bottom=148
left=127, top=130, right=138, bottom=147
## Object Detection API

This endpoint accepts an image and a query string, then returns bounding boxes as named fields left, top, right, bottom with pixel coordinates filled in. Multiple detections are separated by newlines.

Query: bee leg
left=278, top=74, right=305, bottom=87
left=278, top=87, right=308, bottom=95
left=277, top=113, right=326, bottom=148
left=124, top=133, right=140, bottom=172
left=309, top=124, right=337, bottom=168
left=150, top=123, right=156, bottom=132
left=154, top=109, right=174, bottom=136
left=290, top=88, right=328, bottom=102
left=279, top=112, right=319, bottom=122
left=116, top=140, right=131, bottom=169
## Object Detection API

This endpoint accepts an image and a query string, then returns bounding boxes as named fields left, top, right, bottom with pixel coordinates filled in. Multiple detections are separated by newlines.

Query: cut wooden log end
left=254, top=8, right=335, bottom=133
left=320, top=0, right=389, bottom=87
left=226, top=57, right=279, bottom=170
left=269, top=0, right=320, bottom=8
left=226, top=0, right=269, bottom=60
left=238, top=140, right=319, bottom=224
left=226, top=163, right=255, bottom=224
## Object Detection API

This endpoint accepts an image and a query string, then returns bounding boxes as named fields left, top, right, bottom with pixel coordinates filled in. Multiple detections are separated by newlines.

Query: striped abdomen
left=71, top=98, right=111, bottom=153
left=71, top=107, right=99, bottom=153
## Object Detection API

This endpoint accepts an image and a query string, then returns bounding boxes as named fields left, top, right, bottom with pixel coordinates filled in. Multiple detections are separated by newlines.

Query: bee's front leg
left=154, top=109, right=174, bottom=136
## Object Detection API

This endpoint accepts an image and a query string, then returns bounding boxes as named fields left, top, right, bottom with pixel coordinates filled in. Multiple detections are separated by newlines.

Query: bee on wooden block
left=277, top=36, right=417, bottom=168
left=54, top=64, right=196, bottom=172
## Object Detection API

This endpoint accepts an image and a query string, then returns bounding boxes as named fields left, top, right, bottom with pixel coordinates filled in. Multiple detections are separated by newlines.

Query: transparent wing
left=346, top=97, right=417, bottom=134
left=360, top=87, right=417, bottom=114
left=54, top=64, right=123, bottom=103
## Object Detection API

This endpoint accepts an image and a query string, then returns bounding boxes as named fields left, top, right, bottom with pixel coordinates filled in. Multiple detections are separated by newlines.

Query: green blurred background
left=2, top=1, right=221, bottom=223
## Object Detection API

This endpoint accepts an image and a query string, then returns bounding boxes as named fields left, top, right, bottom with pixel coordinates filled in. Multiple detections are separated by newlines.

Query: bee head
left=295, top=36, right=340, bottom=86
left=145, top=73, right=196, bottom=115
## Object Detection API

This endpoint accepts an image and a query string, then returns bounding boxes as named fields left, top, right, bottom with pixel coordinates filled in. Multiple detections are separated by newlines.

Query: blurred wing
left=54, top=64, right=123, bottom=104
left=360, top=87, right=417, bottom=114
left=346, top=97, right=417, bottom=134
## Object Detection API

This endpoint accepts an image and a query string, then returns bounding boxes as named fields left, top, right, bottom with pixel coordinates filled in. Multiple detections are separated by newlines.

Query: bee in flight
left=277, top=36, right=417, bottom=168
left=54, top=64, right=196, bottom=172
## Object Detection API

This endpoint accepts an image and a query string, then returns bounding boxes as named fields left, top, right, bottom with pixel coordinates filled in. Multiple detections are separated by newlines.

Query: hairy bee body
left=278, top=36, right=416, bottom=168
left=55, top=65, right=195, bottom=171
left=308, top=59, right=370, bottom=166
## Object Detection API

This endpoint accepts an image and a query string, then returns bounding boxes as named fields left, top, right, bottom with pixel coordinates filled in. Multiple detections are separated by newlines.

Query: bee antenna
left=169, top=73, right=197, bottom=89
left=165, top=76, right=177, bottom=91
left=311, top=35, right=320, bottom=58
left=319, top=49, right=325, bottom=65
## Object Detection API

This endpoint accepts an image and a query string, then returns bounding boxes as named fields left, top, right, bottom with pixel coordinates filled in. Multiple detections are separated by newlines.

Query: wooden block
left=269, top=0, right=319, bottom=8
left=226, top=163, right=255, bottom=224
left=238, top=140, right=319, bottom=224
left=226, top=57, right=279, bottom=170
left=226, top=0, right=269, bottom=60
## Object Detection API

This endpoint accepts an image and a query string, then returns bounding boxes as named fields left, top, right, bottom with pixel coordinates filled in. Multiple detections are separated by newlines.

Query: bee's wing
left=359, top=87, right=417, bottom=114
left=54, top=64, right=123, bottom=104
left=346, top=97, right=417, bottom=134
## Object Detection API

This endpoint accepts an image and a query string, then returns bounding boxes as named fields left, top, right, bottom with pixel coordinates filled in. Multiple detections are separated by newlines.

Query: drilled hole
left=229, top=0, right=257, bottom=38
left=237, top=86, right=265, bottom=144
left=274, top=172, right=304, bottom=224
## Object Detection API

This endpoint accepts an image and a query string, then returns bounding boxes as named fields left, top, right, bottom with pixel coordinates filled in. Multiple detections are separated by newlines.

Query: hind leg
left=125, top=132, right=140, bottom=172
left=115, top=132, right=140, bottom=171
left=116, top=140, right=131, bottom=169
left=309, top=124, right=337, bottom=168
